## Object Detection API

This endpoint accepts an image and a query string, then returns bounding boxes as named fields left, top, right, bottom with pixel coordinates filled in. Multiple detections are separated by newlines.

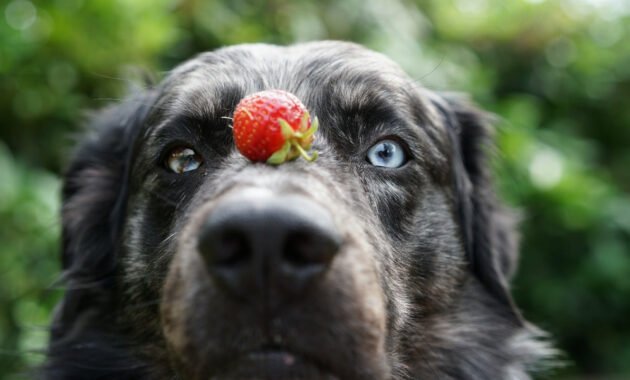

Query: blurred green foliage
left=1, top=0, right=629, bottom=378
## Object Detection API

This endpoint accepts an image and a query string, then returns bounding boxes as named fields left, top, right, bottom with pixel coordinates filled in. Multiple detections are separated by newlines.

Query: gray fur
left=45, top=41, right=554, bottom=380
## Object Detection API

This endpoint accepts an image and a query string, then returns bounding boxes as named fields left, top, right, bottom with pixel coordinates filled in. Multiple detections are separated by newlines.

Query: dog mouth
left=211, top=344, right=340, bottom=380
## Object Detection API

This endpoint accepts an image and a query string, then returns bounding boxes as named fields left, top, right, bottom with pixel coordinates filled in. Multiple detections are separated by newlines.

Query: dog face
left=49, top=42, right=550, bottom=380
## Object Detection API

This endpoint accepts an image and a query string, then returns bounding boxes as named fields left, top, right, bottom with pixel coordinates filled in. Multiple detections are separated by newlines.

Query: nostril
left=283, top=229, right=340, bottom=268
left=197, top=226, right=251, bottom=269
left=215, top=230, right=251, bottom=267
left=284, top=232, right=315, bottom=266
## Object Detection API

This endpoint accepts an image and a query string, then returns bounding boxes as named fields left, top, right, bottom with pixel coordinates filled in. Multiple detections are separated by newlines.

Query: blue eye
left=366, top=139, right=406, bottom=168
left=166, top=147, right=203, bottom=173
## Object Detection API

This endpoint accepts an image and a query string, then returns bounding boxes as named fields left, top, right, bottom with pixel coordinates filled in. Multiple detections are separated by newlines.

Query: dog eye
left=165, top=147, right=203, bottom=173
left=366, top=140, right=406, bottom=168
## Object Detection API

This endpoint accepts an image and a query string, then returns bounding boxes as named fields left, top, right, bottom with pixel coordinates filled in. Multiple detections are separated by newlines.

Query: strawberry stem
left=292, top=140, right=318, bottom=162
left=267, top=141, right=291, bottom=165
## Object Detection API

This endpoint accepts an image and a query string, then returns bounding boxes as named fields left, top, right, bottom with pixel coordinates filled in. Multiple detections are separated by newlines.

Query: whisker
left=146, top=189, right=179, bottom=207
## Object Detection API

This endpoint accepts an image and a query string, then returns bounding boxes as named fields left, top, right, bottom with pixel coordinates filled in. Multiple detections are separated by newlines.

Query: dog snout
left=197, top=189, right=342, bottom=302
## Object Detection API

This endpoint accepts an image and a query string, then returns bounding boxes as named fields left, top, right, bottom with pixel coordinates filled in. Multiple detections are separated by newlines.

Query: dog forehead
left=158, top=42, right=417, bottom=119
left=146, top=42, right=450, bottom=169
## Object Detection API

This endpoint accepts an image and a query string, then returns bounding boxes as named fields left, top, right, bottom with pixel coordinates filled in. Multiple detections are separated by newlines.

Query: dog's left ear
left=52, top=89, right=157, bottom=340
left=433, top=93, right=523, bottom=325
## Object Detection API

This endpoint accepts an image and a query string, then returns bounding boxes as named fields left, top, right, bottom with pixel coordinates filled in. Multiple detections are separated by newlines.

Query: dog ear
left=433, top=93, right=523, bottom=325
left=51, top=90, right=156, bottom=340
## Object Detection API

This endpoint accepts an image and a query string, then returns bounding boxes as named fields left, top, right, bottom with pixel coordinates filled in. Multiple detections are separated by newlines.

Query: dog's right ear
left=430, top=93, right=524, bottom=326
left=52, top=89, right=156, bottom=340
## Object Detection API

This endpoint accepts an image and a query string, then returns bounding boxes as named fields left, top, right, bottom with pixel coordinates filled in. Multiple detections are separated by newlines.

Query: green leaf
left=266, top=141, right=291, bottom=165
left=278, top=119, right=295, bottom=139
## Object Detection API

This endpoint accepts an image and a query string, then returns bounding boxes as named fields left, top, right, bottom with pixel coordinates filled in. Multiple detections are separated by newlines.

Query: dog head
left=50, top=42, right=550, bottom=379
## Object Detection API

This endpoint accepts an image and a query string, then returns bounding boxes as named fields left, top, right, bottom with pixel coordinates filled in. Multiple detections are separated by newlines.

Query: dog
left=44, top=41, right=552, bottom=379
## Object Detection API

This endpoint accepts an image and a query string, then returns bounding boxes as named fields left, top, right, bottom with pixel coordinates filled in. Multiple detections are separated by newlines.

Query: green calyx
left=267, top=113, right=319, bottom=165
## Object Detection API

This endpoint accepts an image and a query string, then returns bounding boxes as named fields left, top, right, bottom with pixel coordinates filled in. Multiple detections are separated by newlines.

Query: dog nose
left=197, top=191, right=342, bottom=302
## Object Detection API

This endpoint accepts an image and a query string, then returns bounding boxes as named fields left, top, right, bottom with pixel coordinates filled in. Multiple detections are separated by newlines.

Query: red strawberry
left=232, top=89, right=318, bottom=164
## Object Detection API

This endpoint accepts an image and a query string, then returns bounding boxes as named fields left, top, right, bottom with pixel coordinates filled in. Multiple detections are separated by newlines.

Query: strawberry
left=232, top=89, right=318, bottom=164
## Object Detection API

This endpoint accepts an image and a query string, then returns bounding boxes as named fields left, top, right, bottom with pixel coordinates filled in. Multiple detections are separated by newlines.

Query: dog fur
left=44, top=41, right=553, bottom=379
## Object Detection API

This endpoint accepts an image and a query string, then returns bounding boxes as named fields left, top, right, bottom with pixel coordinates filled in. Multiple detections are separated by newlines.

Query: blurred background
left=0, top=0, right=629, bottom=378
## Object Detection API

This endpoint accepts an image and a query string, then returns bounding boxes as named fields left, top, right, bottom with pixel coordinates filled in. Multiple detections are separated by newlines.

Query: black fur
left=44, top=41, right=552, bottom=379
